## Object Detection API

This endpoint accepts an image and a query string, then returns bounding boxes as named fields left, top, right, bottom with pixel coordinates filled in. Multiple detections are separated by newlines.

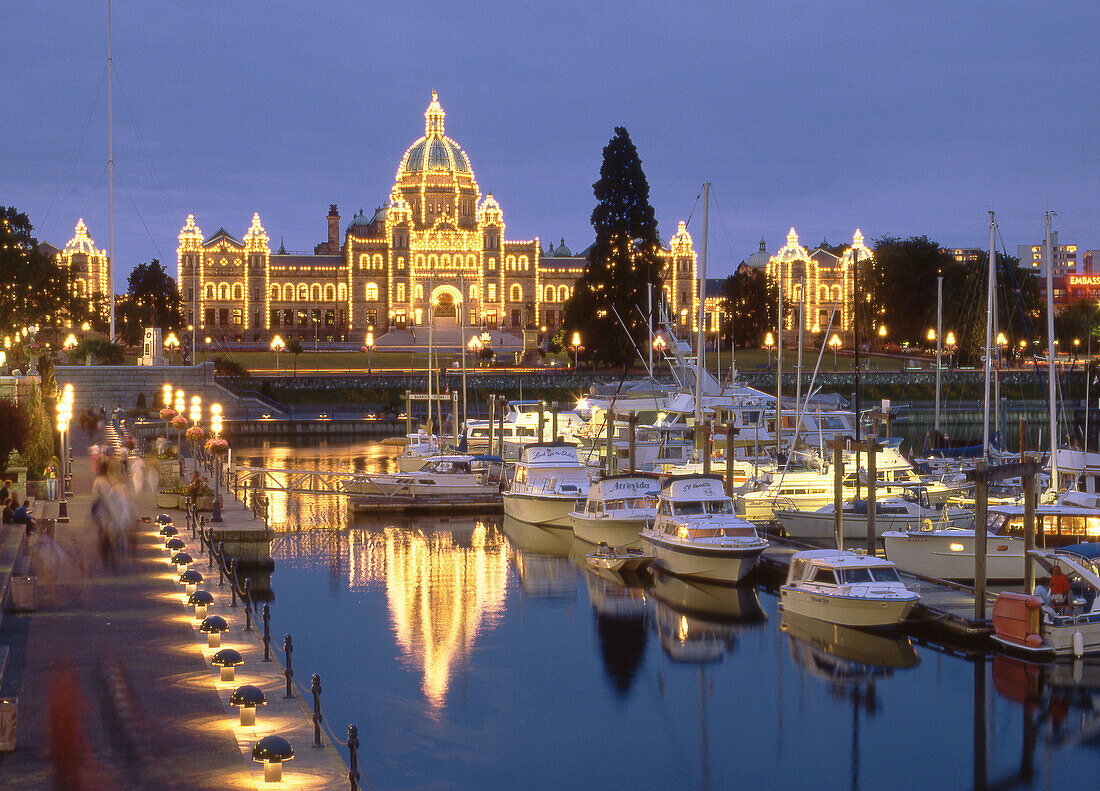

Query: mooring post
left=552, top=402, right=559, bottom=441
left=405, top=390, right=412, bottom=439
left=605, top=409, right=615, bottom=476
left=726, top=420, right=737, bottom=497
left=833, top=439, right=844, bottom=550
left=311, top=674, right=323, bottom=747
left=866, top=439, right=877, bottom=555
left=497, top=395, right=506, bottom=458
left=262, top=603, right=272, bottom=661
left=1019, top=417, right=1026, bottom=463
left=628, top=412, right=637, bottom=474
left=348, top=725, right=361, bottom=791
left=284, top=634, right=294, bottom=698
left=488, top=394, right=496, bottom=456
left=974, top=459, right=989, bottom=620
left=1023, top=456, right=1036, bottom=591
left=230, top=557, right=238, bottom=606
left=243, top=578, right=253, bottom=631
left=538, top=401, right=546, bottom=443
left=702, top=421, right=712, bottom=475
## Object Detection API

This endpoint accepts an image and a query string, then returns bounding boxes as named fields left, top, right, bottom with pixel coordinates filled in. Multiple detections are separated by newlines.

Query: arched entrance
left=430, top=285, right=463, bottom=333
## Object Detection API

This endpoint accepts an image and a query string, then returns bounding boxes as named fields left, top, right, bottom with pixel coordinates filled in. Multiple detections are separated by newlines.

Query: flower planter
left=156, top=493, right=181, bottom=509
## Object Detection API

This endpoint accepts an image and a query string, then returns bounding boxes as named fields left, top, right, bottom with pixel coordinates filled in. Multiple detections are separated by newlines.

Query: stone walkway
left=0, top=430, right=349, bottom=790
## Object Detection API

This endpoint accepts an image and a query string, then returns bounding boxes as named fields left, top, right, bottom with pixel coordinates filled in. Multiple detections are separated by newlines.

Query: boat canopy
left=590, top=474, right=660, bottom=500
left=662, top=475, right=729, bottom=501
left=518, top=443, right=581, bottom=466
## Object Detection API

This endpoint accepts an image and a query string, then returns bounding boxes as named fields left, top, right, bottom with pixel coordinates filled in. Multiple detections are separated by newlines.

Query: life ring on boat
left=920, top=519, right=934, bottom=532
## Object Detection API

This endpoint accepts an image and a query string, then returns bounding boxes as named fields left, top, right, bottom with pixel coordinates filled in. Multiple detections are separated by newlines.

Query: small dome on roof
left=63, top=219, right=103, bottom=257
left=346, top=210, right=371, bottom=231
left=553, top=238, right=572, bottom=257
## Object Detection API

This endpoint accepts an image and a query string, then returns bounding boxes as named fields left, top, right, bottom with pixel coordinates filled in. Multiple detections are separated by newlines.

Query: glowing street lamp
left=204, top=336, right=212, bottom=363
left=568, top=332, right=584, bottom=371
left=364, top=328, right=374, bottom=374
left=270, top=335, right=285, bottom=373
left=210, top=404, right=224, bottom=522
left=175, top=389, right=186, bottom=474
left=829, top=334, right=841, bottom=370
left=652, top=334, right=667, bottom=375
left=945, top=331, right=957, bottom=370
left=63, top=334, right=78, bottom=352
left=764, top=331, right=775, bottom=369
left=164, top=332, right=179, bottom=363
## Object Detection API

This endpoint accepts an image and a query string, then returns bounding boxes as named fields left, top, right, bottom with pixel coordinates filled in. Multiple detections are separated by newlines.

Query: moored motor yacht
left=502, top=443, right=591, bottom=528
left=639, top=475, right=769, bottom=584
left=396, top=431, right=442, bottom=472
left=780, top=549, right=919, bottom=628
left=776, top=487, right=974, bottom=542
left=344, top=454, right=504, bottom=511
left=569, top=473, right=659, bottom=548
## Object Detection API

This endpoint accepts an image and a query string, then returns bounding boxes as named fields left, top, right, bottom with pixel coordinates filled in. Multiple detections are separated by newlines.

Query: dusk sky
left=5, top=1, right=1097, bottom=290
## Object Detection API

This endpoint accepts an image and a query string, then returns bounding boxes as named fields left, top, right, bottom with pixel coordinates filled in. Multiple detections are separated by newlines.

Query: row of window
left=199, top=280, right=567, bottom=306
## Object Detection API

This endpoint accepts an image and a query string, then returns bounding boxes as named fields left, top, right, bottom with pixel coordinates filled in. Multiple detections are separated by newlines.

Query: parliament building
left=170, top=92, right=701, bottom=344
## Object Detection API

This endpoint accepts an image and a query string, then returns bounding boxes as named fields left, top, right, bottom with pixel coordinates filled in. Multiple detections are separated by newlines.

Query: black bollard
left=230, top=558, right=239, bottom=606
left=262, top=604, right=272, bottom=662
left=311, top=674, right=323, bottom=747
left=243, top=578, right=254, bottom=631
left=283, top=634, right=294, bottom=698
left=348, top=725, right=360, bottom=791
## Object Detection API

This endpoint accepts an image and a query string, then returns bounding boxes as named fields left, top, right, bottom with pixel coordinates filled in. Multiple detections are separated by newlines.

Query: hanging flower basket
left=160, top=407, right=178, bottom=421
left=185, top=426, right=205, bottom=442
left=170, top=415, right=189, bottom=429
left=204, top=437, right=229, bottom=455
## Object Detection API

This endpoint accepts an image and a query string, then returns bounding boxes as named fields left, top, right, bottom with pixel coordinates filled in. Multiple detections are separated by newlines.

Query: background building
left=1017, top=231, right=1079, bottom=277
left=174, top=93, right=699, bottom=345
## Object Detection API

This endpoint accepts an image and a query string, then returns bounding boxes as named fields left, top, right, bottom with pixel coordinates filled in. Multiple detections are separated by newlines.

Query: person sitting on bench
left=12, top=498, right=36, bottom=534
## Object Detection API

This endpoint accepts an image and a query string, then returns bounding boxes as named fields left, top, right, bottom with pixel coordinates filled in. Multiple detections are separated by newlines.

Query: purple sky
left=4, top=1, right=1097, bottom=290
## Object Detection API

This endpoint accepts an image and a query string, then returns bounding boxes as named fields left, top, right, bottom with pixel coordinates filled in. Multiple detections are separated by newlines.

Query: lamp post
left=829, top=334, right=841, bottom=370
left=270, top=335, right=285, bottom=374
left=468, top=335, right=482, bottom=367
left=877, top=324, right=887, bottom=352
left=55, top=387, right=73, bottom=521
left=652, top=334, right=667, bottom=377
left=174, top=389, right=185, bottom=474
left=210, top=404, right=223, bottom=521
left=568, top=332, right=584, bottom=372
left=764, top=331, right=775, bottom=370
left=164, top=332, right=179, bottom=364
left=945, top=331, right=957, bottom=370
left=63, top=334, right=77, bottom=355
left=996, top=332, right=1007, bottom=368
left=365, top=329, right=374, bottom=374
left=189, top=396, right=202, bottom=464
left=204, top=336, right=211, bottom=363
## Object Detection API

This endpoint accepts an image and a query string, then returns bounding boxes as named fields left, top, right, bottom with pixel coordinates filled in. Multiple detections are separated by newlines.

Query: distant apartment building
left=947, top=247, right=982, bottom=265
left=1017, top=231, right=1078, bottom=277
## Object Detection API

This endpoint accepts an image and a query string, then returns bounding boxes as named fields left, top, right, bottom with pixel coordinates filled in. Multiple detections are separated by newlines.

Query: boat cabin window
left=986, top=512, right=1009, bottom=534
left=870, top=567, right=902, bottom=583
left=676, top=501, right=706, bottom=516
left=515, top=468, right=527, bottom=484
left=658, top=500, right=672, bottom=516
left=674, top=500, right=734, bottom=516
left=810, top=567, right=839, bottom=585
left=838, top=567, right=873, bottom=583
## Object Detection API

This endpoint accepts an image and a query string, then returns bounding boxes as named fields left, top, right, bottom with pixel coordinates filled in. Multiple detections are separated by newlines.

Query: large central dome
left=397, top=91, right=472, bottom=176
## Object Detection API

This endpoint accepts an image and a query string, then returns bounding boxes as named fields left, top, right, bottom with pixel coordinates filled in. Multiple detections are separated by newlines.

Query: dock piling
left=702, top=421, right=711, bottom=476
left=974, top=459, right=988, bottom=619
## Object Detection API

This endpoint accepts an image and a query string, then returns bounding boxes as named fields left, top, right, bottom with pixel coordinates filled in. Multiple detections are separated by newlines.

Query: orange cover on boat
left=992, top=592, right=1043, bottom=647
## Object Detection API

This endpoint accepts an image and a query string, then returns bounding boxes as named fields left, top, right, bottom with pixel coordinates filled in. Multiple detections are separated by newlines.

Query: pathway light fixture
left=252, top=734, right=294, bottom=782
left=212, top=648, right=244, bottom=681
left=189, top=589, right=214, bottom=618
left=231, top=684, right=266, bottom=726
left=200, top=614, right=228, bottom=647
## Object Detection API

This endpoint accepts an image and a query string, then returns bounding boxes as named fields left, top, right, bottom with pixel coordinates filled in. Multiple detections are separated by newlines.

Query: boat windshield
left=606, top=497, right=652, bottom=510
left=839, top=568, right=873, bottom=583
left=674, top=500, right=734, bottom=516
left=870, top=567, right=902, bottom=583
left=986, top=511, right=1008, bottom=534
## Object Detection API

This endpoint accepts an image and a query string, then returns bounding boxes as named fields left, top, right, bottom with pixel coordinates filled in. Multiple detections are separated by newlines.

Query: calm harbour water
left=236, top=439, right=1099, bottom=791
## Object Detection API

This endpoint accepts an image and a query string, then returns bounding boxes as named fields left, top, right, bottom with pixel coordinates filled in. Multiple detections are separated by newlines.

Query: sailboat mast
left=1046, top=211, right=1058, bottom=492
left=694, top=183, right=709, bottom=439
left=983, top=212, right=996, bottom=459
left=935, top=274, right=942, bottom=434
left=107, top=0, right=115, bottom=340
left=776, top=247, right=784, bottom=461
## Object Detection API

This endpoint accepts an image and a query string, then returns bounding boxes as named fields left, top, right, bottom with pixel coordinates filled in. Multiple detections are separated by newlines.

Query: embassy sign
left=1067, top=275, right=1100, bottom=287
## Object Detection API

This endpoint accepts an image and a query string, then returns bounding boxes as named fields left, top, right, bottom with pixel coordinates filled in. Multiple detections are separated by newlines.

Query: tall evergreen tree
left=117, top=259, right=184, bottom=344
left=563, top=128, right=663, bottom=367
left=720, top=268, right=778, bottom=348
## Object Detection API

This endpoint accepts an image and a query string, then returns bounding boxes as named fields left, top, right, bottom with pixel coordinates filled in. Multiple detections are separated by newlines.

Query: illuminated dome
left=63, top=219, right=103, bottom=256
left=397, top=91, right=472, bottom=176
left=839, top=228, right=873, bottom=266
left=769, top=227, right=811, bottom=265
left=477, top=194, right=502, bottom=225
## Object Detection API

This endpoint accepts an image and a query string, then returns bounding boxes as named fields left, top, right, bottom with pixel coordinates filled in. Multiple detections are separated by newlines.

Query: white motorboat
left=738, top=442, right=959, bottom=523
left=991, top=549, right=1100, bottom=657
left=569, top=474, right=659, bottom=548
left=776, top=487, right=974, bottom=542
left=780, top=549, right=919, bottom=628
left=396, top=431, right=442, bottom=472
left=344, top=454, right=503, bottom=511
left=585, top=542, right=653, bottom=574
left=502, top=443, right=591, bottom=528
left=883, top=500, right=1100, bottom=582
left=781, top=611, right=920, bottom=682
left=639, top=475, right=769, bottom=584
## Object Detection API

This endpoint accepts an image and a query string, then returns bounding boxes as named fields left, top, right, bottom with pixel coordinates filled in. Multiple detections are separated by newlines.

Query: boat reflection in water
left=780, top=611, right=920, bottom=684
left=993, top=654, right=1100, bottom=749
left=502, top=515, right=577, bottom=599
left=651, top=571, right=766, bottom=663
left=585, top=566, right=650, bottom=695
left=344, top=516, right=510, bottom=711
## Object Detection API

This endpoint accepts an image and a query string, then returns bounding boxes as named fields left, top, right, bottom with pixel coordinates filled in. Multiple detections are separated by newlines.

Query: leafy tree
left=71, top=337, right=125, bottom=365
left=117, top=259, right=184, bottom=345
left=563, top=128, right=663, bottom=367
left=720, top=268, right=778, bottom=347
left=0, top=206, right=85, bottom=329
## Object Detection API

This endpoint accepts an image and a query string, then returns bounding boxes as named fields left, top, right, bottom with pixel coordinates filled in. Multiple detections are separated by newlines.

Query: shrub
left=71, top=337, right=125, bottom=365
left=213, top=356, right=249, bottom=377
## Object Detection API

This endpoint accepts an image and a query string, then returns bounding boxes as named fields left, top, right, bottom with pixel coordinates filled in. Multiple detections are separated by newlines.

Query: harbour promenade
left=0, top=429, right=352, bottom=789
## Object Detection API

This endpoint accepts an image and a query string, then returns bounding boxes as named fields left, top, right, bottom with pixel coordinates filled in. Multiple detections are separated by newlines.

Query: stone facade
left=173, top=92, right=700, bottom=343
